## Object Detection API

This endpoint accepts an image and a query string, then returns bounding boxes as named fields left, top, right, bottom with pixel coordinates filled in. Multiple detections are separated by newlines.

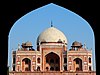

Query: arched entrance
left=45, top=52, right=60, bottom=71
left=22, top=58, right=31, bottom=71
left=73, top=58, right=82, bottom=71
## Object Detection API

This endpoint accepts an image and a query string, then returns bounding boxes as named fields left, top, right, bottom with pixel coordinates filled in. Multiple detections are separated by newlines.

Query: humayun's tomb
left=9, top=25, right=96, bottom=75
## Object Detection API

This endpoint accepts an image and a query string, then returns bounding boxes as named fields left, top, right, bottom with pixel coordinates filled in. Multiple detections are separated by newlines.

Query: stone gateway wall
left=9, top=71, right=96, bottom=75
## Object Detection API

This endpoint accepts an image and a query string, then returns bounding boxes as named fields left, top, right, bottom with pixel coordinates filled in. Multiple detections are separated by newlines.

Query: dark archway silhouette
left=0, top=0, right=96, bottom=74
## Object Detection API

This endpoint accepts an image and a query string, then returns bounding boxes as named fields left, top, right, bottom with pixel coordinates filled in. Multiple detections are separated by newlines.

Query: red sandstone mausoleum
left=9, top=26, right=96, bottom=75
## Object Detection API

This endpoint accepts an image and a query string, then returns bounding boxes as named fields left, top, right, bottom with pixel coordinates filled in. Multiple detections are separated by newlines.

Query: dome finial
left=84, top=43, right=86, bottom=49
left=51, top=21, right=53, bottom=27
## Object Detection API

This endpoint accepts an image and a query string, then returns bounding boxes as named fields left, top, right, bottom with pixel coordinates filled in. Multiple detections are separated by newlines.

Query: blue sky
left=8, top=3, right=96, bottom=71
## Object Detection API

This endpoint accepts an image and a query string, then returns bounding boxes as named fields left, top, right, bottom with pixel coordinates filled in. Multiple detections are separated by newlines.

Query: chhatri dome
left=37, top=26, right=67, bottom=44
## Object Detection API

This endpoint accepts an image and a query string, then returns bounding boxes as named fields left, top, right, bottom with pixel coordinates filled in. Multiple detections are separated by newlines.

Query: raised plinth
left=9, top=71, right=96, bottom=75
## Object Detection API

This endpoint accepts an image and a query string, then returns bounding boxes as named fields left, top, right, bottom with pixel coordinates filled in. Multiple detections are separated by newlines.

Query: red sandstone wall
left=9, top=71, right=96, bottom=75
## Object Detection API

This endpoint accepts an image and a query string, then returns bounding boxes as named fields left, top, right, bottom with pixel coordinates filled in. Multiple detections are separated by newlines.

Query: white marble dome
left=37, top=27, right=67, bottom=44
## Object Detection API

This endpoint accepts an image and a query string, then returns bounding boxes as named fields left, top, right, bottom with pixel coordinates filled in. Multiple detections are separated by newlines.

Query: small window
left=64, top=58, right=67, bottom=63
left=37, top=46, right=40, bottom=51
left=89, top=57, right=91, bottom=63
left=13, top=65, right=15, bottom=71
left=89, top=66, right=91, bottom=71
left=37, top=58, right=40, bottom=63
left=37, top=66, right=40, bottom=71
left=13, top=57, right=16, bottom=64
